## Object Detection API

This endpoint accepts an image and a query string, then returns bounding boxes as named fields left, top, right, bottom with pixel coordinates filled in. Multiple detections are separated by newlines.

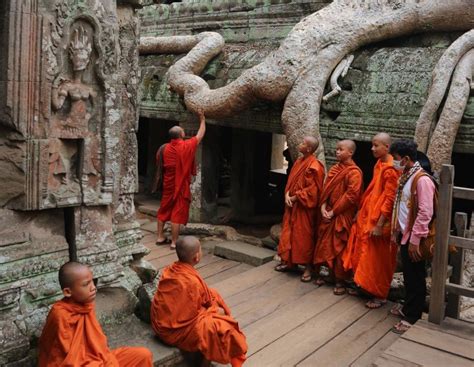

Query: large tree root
left=323, top=55, right=354, bottom=102
left=140, top=0, right=474, bottom=160
left=414, top=29, right=474, bottom=153
left=425, top=49, right=474, bottom=173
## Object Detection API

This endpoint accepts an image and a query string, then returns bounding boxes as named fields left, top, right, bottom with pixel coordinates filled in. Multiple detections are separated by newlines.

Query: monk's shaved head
left=169, top=126, right=184, bottom=139
left=304, top=136, right=319, bottom=153
left=176, top=236, right=201, bottom=263
left=59, top=262, right=90, bottom=289
left=338, top=139, right=356, bottom=153
left=373, top=132, right=391, bottom=146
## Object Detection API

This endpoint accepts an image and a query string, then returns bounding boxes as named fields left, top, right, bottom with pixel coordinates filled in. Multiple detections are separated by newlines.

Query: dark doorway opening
left=136, top=117, right=175, bottom=194
left=206, top=127, right=284, bottom=230
left=353, top=140, right=376, bottom=188
left=64, top=207, right=76, bottom=261
left=452, top=152, right=474, bottom=225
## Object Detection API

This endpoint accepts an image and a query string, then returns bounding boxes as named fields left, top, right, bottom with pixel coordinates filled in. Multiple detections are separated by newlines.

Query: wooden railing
left=429, top=164, right=474, bottom=324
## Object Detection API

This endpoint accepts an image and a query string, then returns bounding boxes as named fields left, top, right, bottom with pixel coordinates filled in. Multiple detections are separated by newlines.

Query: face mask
left=393, top=159, right=404, bottom=170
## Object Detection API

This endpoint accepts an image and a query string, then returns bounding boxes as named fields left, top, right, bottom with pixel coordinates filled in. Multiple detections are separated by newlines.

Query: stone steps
left=213, top=241, right=276, bottom=266
left=104, top=316, right=183, bottom=367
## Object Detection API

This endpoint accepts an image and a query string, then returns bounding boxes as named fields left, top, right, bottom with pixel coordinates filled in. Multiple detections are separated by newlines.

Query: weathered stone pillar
left=200, top=125, right=220, bottom=222
left=271, top=133, right=286, bottom=170
left=181, top=119, right=204, bottom=222
left=0, top=1, right=147, bottom=364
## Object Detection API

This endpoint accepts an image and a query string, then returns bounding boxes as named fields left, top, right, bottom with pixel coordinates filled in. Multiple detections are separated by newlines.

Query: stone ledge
left=213, top=240, right=275, bottom=266
left=104, top=316, right=182, bottom=367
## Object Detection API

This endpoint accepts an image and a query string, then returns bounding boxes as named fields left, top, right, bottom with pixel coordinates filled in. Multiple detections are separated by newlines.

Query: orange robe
left=313, top=162, right=363, bottom=280
left=38, top=298, right=152, bottom=367
left=278, top=155, right=325, bottom=266
left=342, top=157, right=400, bottom=299
left=157, top=137, right=198, bottom=225
left=151, top=261, right=247, bottom=366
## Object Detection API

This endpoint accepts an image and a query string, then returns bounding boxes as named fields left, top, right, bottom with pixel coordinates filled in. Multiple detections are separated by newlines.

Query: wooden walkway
left=375, top=318, right=474, bottom=366
left=139, top=223, right=474, bottom=366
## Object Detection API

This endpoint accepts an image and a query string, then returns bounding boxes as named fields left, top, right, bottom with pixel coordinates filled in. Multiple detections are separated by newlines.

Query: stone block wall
left=138, top=0, right=474, bottom=168
left=0, top=1, right=148, bottom=364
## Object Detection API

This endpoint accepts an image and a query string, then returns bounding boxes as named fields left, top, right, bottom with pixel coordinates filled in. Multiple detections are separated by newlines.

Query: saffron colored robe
left=151, top=262, right=247, bottom=366
left=157, top=137, right=198, bottom=225
left=313, top=162, right=363, bottom=280
left=342, top=157, right=400, bottom=299
left=278, top=155, right=325, bottom=266
left=38, top=298, right=153, bottom=367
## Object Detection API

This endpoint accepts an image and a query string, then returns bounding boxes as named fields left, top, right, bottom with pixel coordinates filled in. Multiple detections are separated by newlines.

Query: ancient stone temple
left=0, top=0, right=148, bottom=364
left=137, top=0, right=474, bottom=320
left=138, top=0, right=473, bottom=222
left=1, top=0, right=473, bottom=364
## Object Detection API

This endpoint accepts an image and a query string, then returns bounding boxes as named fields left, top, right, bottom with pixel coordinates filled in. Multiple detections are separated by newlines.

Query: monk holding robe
left=313, top=140, right=363, bottom=295
left=342, top=133, right=400, bottom=308
left=151, top=236, right=247, bottom=367
left=275, top=136, right=325, bottom=282
left=155, top=110, right=206, bottom=249
left=38, top=262, right=153, bottom=367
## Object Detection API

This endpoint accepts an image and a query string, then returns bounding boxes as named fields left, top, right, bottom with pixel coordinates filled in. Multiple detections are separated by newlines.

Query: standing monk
left=156, top=111, right=206, bottom=249
left=151, top=236, right=247, bottom=367
left=275, top=136, right=325, bottom=282
left=342, top=133, right=400, bottom=308
left=313, top=140, right=363, bottom=295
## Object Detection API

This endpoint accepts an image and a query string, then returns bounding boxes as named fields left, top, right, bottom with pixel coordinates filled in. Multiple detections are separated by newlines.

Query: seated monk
left=38, top=262, right=153, bottom=367
left=151, top=236, right=247, bottom=367
left=342, top=133, right=400, bottom=309
left=313, top=140, right=363, bottom=295
left=275, top=136, right=325, bottom=282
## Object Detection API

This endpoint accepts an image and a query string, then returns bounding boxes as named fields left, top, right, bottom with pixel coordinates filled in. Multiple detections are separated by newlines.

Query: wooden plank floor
left=140, top=227, right=401, bottom=366
left=374, top=318, right=474, bottom=367
left=139, top=224, right=474, bottom=366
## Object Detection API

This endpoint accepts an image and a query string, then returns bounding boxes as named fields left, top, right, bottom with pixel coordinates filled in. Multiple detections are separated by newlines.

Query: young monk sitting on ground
left=275, top=136, right=325, bottom=282
left=38, top=262, right=153, bottom=367
left=151, top=236, right=247, bottom=367
left=313, top=140, right=363, bottom=295
left=342, top=133, right=400, bottom=309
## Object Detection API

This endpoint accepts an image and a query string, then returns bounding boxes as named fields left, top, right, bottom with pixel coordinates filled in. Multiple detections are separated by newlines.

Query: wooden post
left=446, top=212, right=467, bottom=318
left=429, top=164, right=454, bottom=324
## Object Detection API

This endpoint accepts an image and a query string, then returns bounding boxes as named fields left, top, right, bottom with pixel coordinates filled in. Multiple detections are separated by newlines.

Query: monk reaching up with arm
left=342, top=133, right=400, bottom=309
left=151, top=236, right=247, bottom=367
left=275, top=136, right=325, bottom=282
left=38, top=262, right=153, bottom=367
left=156, top=110, right=206, bottom=249
left=313, top=140, right=363, bottom=295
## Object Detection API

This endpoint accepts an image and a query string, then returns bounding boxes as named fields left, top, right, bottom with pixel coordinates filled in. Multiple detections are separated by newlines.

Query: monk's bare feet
left=170, top=243, right=176, bottom=250
left=274, top=263, right=290, bottom=272
left=314, top=277, right=326, bottom=287
left=301, top=268, right=313, bottom=282
left=156, top=237, right=169, bottom=245
left=366, top=298, right=387, bottom=309
left=333, top=282, right=346, bottom=295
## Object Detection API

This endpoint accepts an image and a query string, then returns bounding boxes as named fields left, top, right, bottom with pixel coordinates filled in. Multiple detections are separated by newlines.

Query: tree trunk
left=414, top=30, right=474, bottom=152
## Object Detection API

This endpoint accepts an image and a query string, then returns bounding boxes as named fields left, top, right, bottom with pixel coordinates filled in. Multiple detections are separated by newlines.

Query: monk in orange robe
left=38, top=262, right=153, bottom=367
left=156, top=110, right=206, bottom=249
left=313, top=140, right=363, bottom=295
left=342, top=133, right=400, bottom=308
left=151, top=236, right=247, bottom=367
left=275, top=136, right=325, bottom=282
